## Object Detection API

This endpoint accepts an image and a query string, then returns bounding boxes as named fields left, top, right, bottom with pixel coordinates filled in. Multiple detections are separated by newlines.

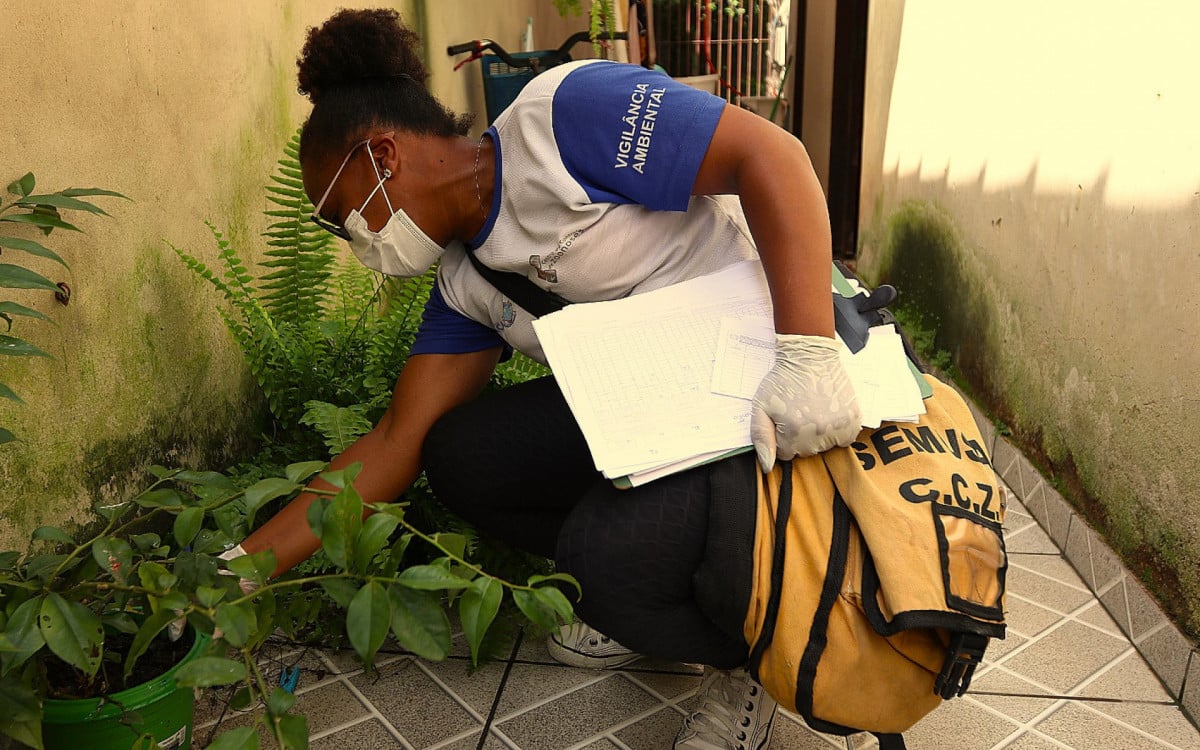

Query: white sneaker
left=546, top=622, right=640, bottom=669
left=675, top=667, right=778, bottom=750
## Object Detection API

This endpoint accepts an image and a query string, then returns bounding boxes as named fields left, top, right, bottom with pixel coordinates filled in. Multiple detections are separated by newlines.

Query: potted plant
left=0, top=458, right=577, bottom=750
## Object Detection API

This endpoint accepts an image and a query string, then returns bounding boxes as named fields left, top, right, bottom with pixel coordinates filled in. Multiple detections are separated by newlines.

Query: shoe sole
left=545, top=637, right=641, bottom=669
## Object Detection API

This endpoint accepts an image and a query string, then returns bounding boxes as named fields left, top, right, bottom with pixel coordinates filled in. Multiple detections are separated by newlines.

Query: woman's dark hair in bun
left=297, top=8, right=471, bottom=163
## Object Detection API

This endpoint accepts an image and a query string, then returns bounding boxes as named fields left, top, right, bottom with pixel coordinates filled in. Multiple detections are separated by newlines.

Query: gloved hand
left=750, top=333, right=863, bottom=472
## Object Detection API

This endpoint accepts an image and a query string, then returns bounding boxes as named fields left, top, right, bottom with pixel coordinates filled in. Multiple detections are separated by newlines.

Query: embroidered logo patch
left=496, top=299, right=516, bottom=330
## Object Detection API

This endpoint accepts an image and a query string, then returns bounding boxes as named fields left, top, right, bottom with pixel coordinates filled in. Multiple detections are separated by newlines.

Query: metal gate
left=652, top=0, right=790, bottom=105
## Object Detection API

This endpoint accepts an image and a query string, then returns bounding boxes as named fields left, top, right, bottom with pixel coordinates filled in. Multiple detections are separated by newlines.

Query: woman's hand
left=749, top=334, right=862, bottom=472
left=693, top=105, right=859, bottom=469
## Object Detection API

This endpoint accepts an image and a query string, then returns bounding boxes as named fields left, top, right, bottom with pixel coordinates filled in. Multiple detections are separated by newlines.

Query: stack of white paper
left=532, top=261, right=926, bottom=486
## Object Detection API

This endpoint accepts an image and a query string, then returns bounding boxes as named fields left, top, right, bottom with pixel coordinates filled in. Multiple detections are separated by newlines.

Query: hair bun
left=297, top=8, right=428, bottom=103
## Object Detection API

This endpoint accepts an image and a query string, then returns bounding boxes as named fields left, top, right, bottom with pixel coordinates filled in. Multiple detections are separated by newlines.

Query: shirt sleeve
left=550, top=62, right=727, bottom=212
left=411, top=282, right=512, bottom=360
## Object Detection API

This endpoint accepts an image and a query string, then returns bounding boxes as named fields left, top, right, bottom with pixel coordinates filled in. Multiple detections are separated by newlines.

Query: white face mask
left=343, top=159, right=445, bottom=277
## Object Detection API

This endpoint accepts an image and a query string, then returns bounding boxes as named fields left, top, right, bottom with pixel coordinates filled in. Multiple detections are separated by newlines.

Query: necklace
left=472, top=133, right=489, bottom=222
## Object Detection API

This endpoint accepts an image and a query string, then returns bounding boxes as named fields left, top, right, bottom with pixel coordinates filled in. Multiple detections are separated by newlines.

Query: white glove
left=750, top=334, right=862, bottom=472
left=218, top=544, right=261, bottom=596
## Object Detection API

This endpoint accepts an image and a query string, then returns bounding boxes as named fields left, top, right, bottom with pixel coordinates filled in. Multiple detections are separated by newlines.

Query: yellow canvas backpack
left=744, top=376, right=1007, bottom=749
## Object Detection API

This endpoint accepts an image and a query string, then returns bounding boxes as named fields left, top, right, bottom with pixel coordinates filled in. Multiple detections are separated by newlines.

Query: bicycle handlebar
left=446, top=30, right=628, bottom=71
left=446, top=41, right=478, bottom=56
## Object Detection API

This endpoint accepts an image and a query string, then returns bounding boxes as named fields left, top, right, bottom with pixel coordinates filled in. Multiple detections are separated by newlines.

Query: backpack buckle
left=934, top=632, right=988, bottom=699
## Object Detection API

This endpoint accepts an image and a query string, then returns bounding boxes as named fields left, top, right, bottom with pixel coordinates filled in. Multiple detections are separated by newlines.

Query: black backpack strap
left=874, top=733, right=906, bottom=749
left=465, top=250, right=570, bottom=318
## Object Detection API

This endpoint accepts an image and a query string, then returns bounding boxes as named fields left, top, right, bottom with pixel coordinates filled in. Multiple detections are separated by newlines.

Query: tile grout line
left=1007, top=558, right=1093, bottom=595
left=976, top=644, right=1138, bottom=749
left=1000, top=645, right=1190, bottom=749
left=978, top=590, right=1128, bottom=681
left=1003, top=590, right=1130, bottom=641
left=560, top=691, right=689, bottom=750
left=315, top=650, right=418, bottom=750
left=472, top=668, right=617, bottom=727
left=409, top=657, right=491, bottom=724
left=1072, top=698, right=1191, bottom=750
left=774, top=711, right=848, bottom=749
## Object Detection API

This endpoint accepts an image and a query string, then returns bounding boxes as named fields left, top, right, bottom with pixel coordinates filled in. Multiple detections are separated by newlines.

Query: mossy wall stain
left=860, top=196, right=1200, bottom=637
left=0, top=2, right=383, bottom=548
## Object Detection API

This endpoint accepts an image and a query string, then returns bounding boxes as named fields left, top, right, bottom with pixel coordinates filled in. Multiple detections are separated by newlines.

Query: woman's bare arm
left=242, top=347, right=503, bottom=576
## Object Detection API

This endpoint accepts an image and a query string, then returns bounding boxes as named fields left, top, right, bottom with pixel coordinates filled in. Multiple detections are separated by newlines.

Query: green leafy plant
left=174, top=129, right=549, bottom=451
left=0, top=462, right=577, bottom=750
left=171, top=130, right=428, bottom=439
left=0, top=173, right=126, bottom=443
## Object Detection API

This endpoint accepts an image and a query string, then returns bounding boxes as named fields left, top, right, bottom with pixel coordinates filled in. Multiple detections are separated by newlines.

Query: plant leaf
left=513, top=588, right=568, bottom=634
left=284, top=460, right=327, bottom=484
left=226, top=549, right=276, bottom=586
left=92, top=537, right=133, bottom=584
left=172, top=469, right=235, bottom=489
left=273, top=713, right=308, bottom=750
left=0, top=301, right=52, bottom=324
left=266, top=686, right=296, bottom=716
left=127, top=612, right=178, bottom=676
left=0, top=236, right=67, bottom=266
left=0, top=212, right=80, bottom=232
left=0, top=428, right=14, bottom=445
left=527, top=572, right=584, bottom=600
left=533, top=586, right=576, bottom=625
left=205, top=726, right=260, bottom=750
left=61, top=187, right=129, bottom=199
left=431, top=532, right=468, bottom=561
left=134, top=488, right=185, bottom=508
left=39, top=592, right=103, bottom=676
left=396, top=559, right=472, bottom=591
left=353, top=512, right=399, bottom=573
left=319, top=578, right=359, bottom=609
left=243, top=477, right=299, bottom=527
left=196, top=585, right=226, bottom=609
left=31, top=526, right=74, bottom=545
left=300, top=401, right=372, bottom=454
left=1, top=598, right=46, bottom=672
left=459, top=577, right=502, bottom=666
left=17, top=194, right=110, bottom=216
left=173, top=506, right=204, bottom=548
left=346, top=581, right=390, bottom=666
left=320, top=485, right=363, bottom=569
left=125, top=609, right=176, bottom=676
left=0, top=263, right=58, bottom=292
left=388, top=585, right=451, bottom=661
left=0, top=335, right=50, bottom=358
left=6, top=173, right=34, bottom=197
left=173, top=656, right=246, bottom=687
left=138, top=561, right=178, bottom=595
left=0, top=672, right=41, bottom=722
left=215, top=602, right=257, bottom=648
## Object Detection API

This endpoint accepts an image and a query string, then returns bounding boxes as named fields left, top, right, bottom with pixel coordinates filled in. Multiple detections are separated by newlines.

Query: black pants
left=422, top=376, right=758, bottom=669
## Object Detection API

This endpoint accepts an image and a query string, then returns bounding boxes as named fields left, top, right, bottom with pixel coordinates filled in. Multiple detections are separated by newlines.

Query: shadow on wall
left=857, top=162, right=1200, bottom=639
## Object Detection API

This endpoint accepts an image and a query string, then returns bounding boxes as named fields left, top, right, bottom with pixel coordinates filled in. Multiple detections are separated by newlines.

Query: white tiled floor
left=194, top=488, right=1200, bottom=750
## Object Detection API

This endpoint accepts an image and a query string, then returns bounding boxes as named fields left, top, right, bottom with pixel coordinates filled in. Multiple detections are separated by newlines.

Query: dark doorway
left=827, top=0, right=869, bottom=259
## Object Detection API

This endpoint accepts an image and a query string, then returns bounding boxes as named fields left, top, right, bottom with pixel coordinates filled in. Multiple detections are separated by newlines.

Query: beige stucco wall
left=0, top=0, right=593, bottom=544
left=858, top=1, right=1200, bottom=633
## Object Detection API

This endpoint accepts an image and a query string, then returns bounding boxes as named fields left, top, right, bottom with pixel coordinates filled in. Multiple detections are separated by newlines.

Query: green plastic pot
left=41, top=631, right=209, bottom=750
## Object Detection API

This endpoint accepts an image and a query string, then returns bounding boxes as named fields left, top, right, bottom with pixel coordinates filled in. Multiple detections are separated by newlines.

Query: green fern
left=300, top=400, right=373, bottom=454
left=258, top=131, right=337, bottom=323
left=176, top=128, right=550, bottom=449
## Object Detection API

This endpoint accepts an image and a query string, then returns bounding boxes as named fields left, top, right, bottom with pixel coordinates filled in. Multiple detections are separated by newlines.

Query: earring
left=382, top=167, right=392, bottom=179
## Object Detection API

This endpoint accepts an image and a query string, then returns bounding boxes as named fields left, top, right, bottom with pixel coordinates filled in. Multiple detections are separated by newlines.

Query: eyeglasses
left=310, top=131, right=394, bottom=240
